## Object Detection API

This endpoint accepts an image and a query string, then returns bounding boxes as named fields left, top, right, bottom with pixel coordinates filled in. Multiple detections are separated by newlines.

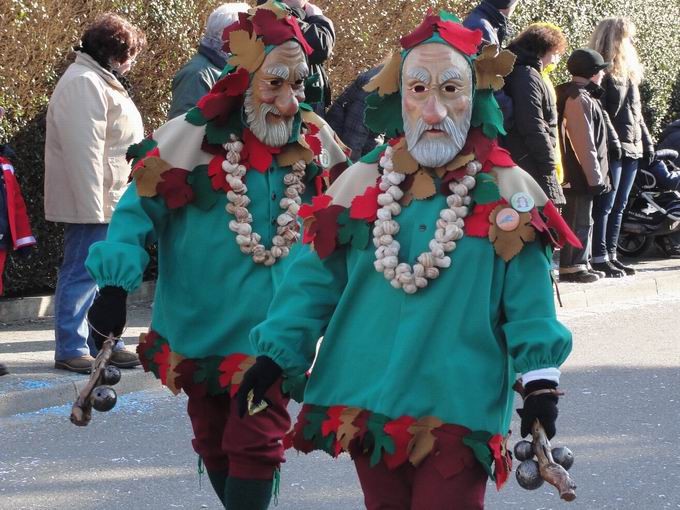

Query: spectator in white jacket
left=44, top=13, right=146, bottom=373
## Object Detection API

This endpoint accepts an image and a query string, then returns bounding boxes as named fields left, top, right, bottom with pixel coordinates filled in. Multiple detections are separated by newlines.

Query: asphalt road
left=1, top=295, right=679, bottom=510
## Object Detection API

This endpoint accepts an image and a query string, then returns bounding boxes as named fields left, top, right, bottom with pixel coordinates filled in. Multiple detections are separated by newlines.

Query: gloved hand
left=236, top=356, right=282, bottom=418
left=642, top=149, right=654, bottom=168
left=87, top=286, right=128, bottom=349
left=609, top=144, right=622, bottom=162
left=517, top=379, right=560, bottom=439
left=588, top=183, right=608, bottom=195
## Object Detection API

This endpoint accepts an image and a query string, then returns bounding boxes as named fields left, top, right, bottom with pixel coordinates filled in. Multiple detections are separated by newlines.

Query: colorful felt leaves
left=228, top=30, right=266, bottom=73
left=488, top=205, right=536, bottom=261
left=364, top=52, right=402, bottom=97
left=400, top=10, right=482, bottom=55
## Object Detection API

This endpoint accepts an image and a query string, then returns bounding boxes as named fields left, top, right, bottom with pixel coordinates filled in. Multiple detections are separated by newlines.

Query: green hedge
left=1, top=0, right=679, bottom=296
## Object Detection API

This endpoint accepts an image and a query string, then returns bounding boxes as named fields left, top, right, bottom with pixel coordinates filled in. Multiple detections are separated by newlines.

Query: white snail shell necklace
left=223, top=134, right=306, bottom=266
left=373, top=145, right=481, bottom=294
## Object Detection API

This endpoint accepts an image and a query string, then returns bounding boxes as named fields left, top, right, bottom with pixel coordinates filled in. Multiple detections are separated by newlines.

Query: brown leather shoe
left=109, top=349, right=141, bottom=369
left=54, top=356, right=95, bottom=374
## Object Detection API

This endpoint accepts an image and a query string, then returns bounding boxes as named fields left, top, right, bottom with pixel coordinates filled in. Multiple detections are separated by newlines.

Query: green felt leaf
left=304, top=161, right=322, bottom=184
left=471, top=89, right=506, bottom=139
left=366, top=414, right=396, bottom=467
left=127, top=138, right=158, bottom=168
left=472, top=173, right=502, bottom=204
left=187, top=165, right=218, bottom=210
left=185, top=107, right=208, bottom=126
left=193, top=357, right=224, bottom=395
left=359, top=143, right=388, bottom=164
left=218, top=64, right=237, bottom=79
left=463, top=431, right=495, bottom=479
left=337, top=209, right=370, bottom=249
left=299, top=102, right=313, bottom=112
left=281, top=374, right=307, bottom=403
left=302, top=408, right=336, bottom=455
left=286, top=112, right=303, bottom=144
left=439, top=10, right=462, bottom=23
left=364, top=92, right=404, bottom=139
left=304, top=73, right=323, bottom=105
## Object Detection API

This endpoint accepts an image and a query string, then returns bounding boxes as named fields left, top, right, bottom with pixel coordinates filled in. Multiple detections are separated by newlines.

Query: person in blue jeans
left=589, top=17, right=654, bottom=277
left=44, top=15, right=146, bottom=373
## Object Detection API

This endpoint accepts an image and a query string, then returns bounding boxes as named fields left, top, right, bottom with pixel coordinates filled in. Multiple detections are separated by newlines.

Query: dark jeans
left=592, top=157, right=639, bottom=261
left=559, top=193, right=593, bottom=273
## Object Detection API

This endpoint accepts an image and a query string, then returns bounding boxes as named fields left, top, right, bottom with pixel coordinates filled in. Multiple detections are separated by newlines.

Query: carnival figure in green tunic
left=85, top=3, right=350, bottom=508
left=238, top=10, right=580, bottom=509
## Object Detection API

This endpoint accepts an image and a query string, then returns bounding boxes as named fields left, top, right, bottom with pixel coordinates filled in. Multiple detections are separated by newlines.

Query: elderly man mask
left=244, top=40, right=309, bottom=147
left=402, top=42, right=473, bottom=169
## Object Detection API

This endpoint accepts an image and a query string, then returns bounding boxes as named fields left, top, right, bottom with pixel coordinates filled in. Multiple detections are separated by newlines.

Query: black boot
left=591, top=261, right=625, bottom=278
left=224, top=477, right=273, bottom=510
left=559, top=270, right=599, bottom=283
left=610, top=258, right=636, bottom=275
left=0, top=363, right=8, bottom=376
left=207, top=470, right=228, bottom=507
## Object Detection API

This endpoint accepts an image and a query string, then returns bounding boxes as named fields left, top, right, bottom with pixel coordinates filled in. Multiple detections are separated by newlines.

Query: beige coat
left=44, top=52, right=144, bottom=223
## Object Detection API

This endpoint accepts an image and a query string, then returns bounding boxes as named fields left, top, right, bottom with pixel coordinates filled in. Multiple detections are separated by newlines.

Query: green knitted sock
left=207, top=470, right=228, bottom=507
left=224, top=477, right=273, bottom=510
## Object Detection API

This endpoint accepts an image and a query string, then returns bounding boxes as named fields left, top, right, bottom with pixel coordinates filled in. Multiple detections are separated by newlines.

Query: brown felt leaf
left=474, top=45, right=516, bottom=91
left=228, top=30, right=266, bottom=73
left=277, top=139, right=314, bottom=167
left=407, top=416, right=444, bottom=466
left=135, top=157, right=171, bottom=197
left=337, top=407, right=363, bottom=451
left=392, top=140, right=420, bottom=175
left=411, top=169, right=437, bottom=200
left=301, top=109, right=325, bottom=130
left=488, top=206, right=536, bottom=262
left=230, top=356, right=256, bottom=386
left=400, top=190, right=414, bottom=207
left=363, top=52, right=402, bottom=97
left=165, top=352, right=186, bottom=396
left=445, top=152, right=475, bottom=172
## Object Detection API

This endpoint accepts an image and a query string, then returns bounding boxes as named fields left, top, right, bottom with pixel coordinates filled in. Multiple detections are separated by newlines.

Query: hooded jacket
left=44, top=52, right=144, bottom=223
left=659, top=119, right=680, bottom=166
left=502, top=44, right=565, bottom=204
left=462, top=0, right=508, bottom=47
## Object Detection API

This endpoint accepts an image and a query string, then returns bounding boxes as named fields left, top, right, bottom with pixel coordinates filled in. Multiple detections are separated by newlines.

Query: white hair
left=202, top=3, right=250, bottom=52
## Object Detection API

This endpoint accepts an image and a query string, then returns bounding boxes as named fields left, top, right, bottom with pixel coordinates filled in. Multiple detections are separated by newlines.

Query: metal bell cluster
left=90, top=366, right=121, bottom=412
left=514, top=440, right=574, bottom=490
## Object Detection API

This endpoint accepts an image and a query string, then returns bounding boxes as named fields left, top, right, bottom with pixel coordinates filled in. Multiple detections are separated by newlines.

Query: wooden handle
left=69, top=336, right=115, bottom=426
left=531, top=419, right=577, bottom=501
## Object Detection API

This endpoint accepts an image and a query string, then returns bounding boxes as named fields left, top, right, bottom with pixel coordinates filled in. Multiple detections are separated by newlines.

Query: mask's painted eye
left=443, top=84, right=458, bottom=93
left=412, top=84, right=427, bottom=93
left=294, top=79, right=305, bottom=87
left=268, top=79, right=283, bottom=87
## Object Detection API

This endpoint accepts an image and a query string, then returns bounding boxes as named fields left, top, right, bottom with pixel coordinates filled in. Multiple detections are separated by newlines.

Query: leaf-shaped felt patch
left=366, top=414, right=395, bottom=467
left=474, top=45, right=516, bottom=91
left=471, top=89, right=506, bottom=138
left=363, top=52, right=402, bottom=97
left=384, top=416, right=417, bottom=469
left=336, top=407, right=363, bottom=452
left=254, top=0, right=288, bottom=19
left=229, top=356, right=256, bottom=397
left=165, top=351, right=186, bottom=396
left=472, top=172, right=502, bottom=204
left=364, top=92, right=404, bottom=139
left=337, top=209, right=370, bottom=249
left=127, top=138, right=158, bottom=168
left=462, top=430, right=495, bottom=478
left=135, top=157, right=171, bottom=197
left=187, top=165, right=218, bottom=210
left=392, top=139, right=420, bottom=175
left=488, top=206, right=536, bottom=262
left=277, top=140, right=314, bottom=168
left=411, top=169, right=437, bottom=200
left=227, top=29, right=266, bottom=73
left=407, top=416, right=443, bottom=466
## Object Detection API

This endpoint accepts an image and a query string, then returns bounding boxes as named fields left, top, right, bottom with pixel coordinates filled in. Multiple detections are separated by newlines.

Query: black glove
left=236, top=356, right=282, bottom=418
left=642, top=150, right=654, bottom=168
left=609, top=144, right=622, bottom=162
left=87, top=286, right=127, bottom=349
left=587, top=183, right=608, bottom=196
left=517, top=379, right=559, bottom=439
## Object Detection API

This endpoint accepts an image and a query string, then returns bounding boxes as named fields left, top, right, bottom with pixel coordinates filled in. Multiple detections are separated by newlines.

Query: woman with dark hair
left=589, top=17, right=654, bottom=277
left=44, top=13, right=146, bottom=373
left=503, top=23, right=568, bottom=206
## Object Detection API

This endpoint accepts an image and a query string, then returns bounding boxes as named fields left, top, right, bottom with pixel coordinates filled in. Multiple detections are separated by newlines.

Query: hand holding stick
left=531, top=419, right=577, bottom=501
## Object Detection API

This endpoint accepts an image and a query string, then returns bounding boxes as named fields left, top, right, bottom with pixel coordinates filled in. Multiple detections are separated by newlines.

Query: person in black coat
left=589, top=17, right=654, bottom=276
left=659, top=120, right=680, bottom=167
left=502, top=24, right=567, bottom=205
left=258, top=0, right=335, bottom=114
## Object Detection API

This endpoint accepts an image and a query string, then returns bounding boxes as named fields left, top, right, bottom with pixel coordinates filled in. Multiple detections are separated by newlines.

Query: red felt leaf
left=488, top=434, right=511, bottom=490
left=290, top=408, right=316, bottom=453
left=465, top=200, right=506, bottom=237
left=202, top=138, right=224, bottom=156
left=157, top=168, right=195, bottom=209
left=486, top=146, right=515, bottom=168
left=350, top=184, right=380, bottom=221
left=174, top=359, right=197, bottom=394
left=539, top=200, right=583, bottom=249
left=329, top=162, right=348, bottom=185
left=321, top=406, right=346, bottom=437
left=218, top=353, right=250, bottom=389
left=313, top=204, right=345, bottom=259
left=305, top=133, right=322, bottom=156
left=251, top=9, right=314, bottom=55
left=242, top=129, right=281, bottom=172
left=133, top=147, right=160, bottom=172
left=387, top=137, right=402, bottom=146
left=463, top=128, right=494, bottom=164
left=208, top=154, right=231, bottom=192
left=384, top=416, right=417, bottom=469
left=197, top=68, right=250, bottom=120
left=222, top=12, right=253, bottom=53
left=299, top=194, right=333, bottom=219
left=400, top=14, right=437, bottom=49
left=136, top=330, right=161, bottom=366
left=153, top=344, right=172, bottom=385
left=438, top=21, right=483, bottom=56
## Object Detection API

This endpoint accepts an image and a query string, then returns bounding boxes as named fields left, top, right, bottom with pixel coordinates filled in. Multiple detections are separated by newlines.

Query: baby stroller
left=617, top=149, right=680, bottom=257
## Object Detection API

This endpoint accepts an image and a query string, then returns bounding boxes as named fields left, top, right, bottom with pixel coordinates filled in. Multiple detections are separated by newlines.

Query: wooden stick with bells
left=70, top=335, right=122, bottom=426
left=513, top=381, right=577, bottom=501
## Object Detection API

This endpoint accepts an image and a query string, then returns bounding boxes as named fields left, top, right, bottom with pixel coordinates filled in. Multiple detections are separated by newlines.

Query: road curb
left=0, top=368, right=160, bottom=418
left=558, top=271, right=680, bottom=308
left=0, top=281, right=156, bottom=323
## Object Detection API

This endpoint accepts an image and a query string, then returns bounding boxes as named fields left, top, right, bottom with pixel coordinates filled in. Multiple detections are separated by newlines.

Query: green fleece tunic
left=250, top=152, right=572, bottom=475
left=85, top=110, right=349, bottom=393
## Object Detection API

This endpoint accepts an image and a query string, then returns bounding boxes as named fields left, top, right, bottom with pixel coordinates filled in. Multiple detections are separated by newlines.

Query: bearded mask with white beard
left=403, top=104, right=472, bottom=169
left=244, top=87, right=295, bottom=148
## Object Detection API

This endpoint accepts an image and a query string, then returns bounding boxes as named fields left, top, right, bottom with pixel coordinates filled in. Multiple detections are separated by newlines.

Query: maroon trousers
left=185, top=381, right=290, bottom=480
left=354, top=444, right=488, bottom=510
